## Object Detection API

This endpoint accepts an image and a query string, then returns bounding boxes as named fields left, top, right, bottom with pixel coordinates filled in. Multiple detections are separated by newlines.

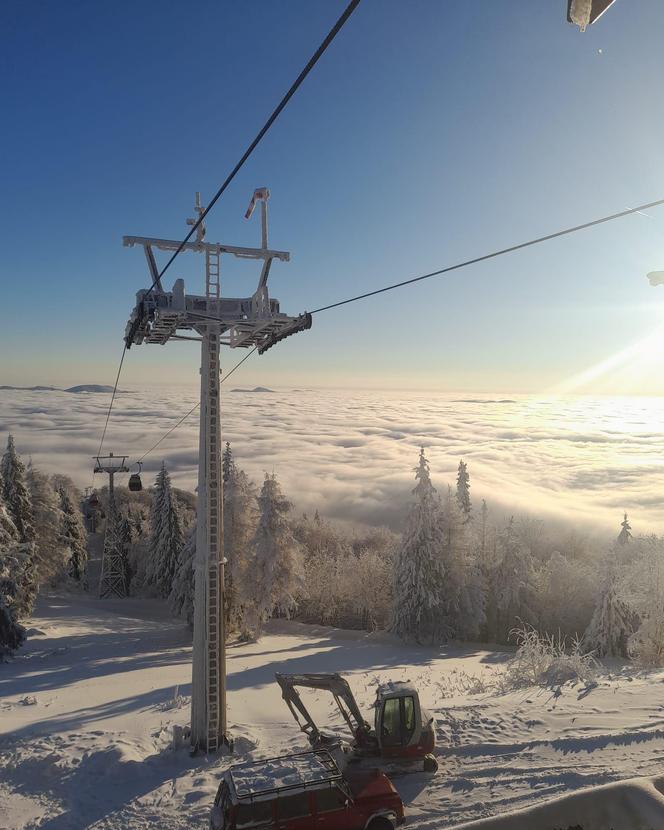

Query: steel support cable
left=129, top=195, right=664, bottom=461
left=310, top=197, right=664, bottom=315
left=136, top=346, right=258, bottom=463
left=142, top=0, right=362, bottom=299
left=95, top=343, right=128, bottom=459
left=99, top=0, right=361, bottom=458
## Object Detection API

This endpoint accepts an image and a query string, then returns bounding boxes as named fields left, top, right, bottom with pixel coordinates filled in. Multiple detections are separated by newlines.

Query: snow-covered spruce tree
left=583, top=551, right=637, bottom=658
left=491, top=517, right=539, bottom=643
left=351, top=547, right=394, bottom=630
left=222, top=441, right=234, bottom=483
left=439, top=487, right=485, bottom=640
left=0, top=547, right=27, bottom=657
left=391, top=448, right=446, bottom=645
left=295, top=514, right=349, bottom=625
left=28, top=465, right=68, bottom=585
left=224, top=463, right=257, bottom=630
left=146, top=464, right=184, bottom=598
left=617, top=513, right=632, bottom=547
left=621, top=535, right=664, bottom=666
left=0, top=471, right=18, bottom=550
left=118, top=514, right=135, bottom=587
left=479, top=500, right=488, bottom=564
left=539, top=551, right=595, bottom=639
left=169, top=524, right=196, bottom=627
left=456, top=460, right=471, bottom=520
left=1, top=436, right=34, bottom=544
left=243, top=473, right=304, bottom=638
left=58, top=486, right=88, bottom=584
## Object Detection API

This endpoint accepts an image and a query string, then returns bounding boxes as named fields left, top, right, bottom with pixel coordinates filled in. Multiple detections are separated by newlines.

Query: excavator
left=275, top=673, right=438, bottom=774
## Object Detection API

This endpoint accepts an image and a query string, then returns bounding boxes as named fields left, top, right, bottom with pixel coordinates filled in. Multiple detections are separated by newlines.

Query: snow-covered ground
left=2, top=595, right=664, bottom=829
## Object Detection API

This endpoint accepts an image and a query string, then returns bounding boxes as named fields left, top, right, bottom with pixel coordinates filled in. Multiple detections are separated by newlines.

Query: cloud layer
left=1, top=388, right=663, bottom=533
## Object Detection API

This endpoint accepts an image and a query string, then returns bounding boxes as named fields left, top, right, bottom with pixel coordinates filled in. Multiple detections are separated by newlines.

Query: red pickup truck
left=210, top=749, right=405, bottom=830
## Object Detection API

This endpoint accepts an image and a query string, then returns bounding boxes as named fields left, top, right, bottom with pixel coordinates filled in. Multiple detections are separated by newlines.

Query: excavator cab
left=373, top=682, right=436, bottom=768
left=275, top=673, right=437, bottom=774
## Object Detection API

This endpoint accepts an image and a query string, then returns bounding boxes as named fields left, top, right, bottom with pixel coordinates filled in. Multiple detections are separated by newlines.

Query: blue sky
left=3, top=0, right=664, bottom=392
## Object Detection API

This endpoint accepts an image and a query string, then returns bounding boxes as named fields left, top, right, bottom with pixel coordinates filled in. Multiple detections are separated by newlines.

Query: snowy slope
left=2, top=595, right=664, bottom=828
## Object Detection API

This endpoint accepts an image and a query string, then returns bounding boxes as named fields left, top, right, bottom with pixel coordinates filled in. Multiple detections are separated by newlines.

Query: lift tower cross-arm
left=123, top=192, right=312, bottom=755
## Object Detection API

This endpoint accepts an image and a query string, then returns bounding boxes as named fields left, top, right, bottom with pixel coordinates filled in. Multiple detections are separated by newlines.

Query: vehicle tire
left=424, top=754, right=438, bottom=773
left=366, top=818, right=395, bottom=830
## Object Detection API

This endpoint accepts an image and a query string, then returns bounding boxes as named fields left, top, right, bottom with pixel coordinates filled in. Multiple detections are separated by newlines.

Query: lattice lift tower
left=95, top=452, right=130, bottom=598
left=123, top=190, right=311, bottom=753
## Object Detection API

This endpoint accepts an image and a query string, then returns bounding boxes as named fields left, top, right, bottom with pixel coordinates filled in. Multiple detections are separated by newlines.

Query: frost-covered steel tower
left=95, top=453, right=130, bottom=598
left=123, top=191, right=311, bottom=752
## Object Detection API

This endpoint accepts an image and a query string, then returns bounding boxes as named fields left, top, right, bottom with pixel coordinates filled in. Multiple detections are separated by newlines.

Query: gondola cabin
left=128, top=473, right=143, bottom=492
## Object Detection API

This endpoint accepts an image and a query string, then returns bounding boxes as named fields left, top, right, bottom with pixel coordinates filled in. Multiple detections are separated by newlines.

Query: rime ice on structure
left=122, top=190, right=311, bottom=753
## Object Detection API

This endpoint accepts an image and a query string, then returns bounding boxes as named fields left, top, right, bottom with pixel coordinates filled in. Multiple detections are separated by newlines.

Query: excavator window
left=403, top=696, right=416, bottom=739
left=381, top=696, right=417, bottom=747
left=381, top=698, right=402, bottom=746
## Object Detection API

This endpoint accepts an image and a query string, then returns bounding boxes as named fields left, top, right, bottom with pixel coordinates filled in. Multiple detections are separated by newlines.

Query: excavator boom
left=275, top=673, right=374, bottom=748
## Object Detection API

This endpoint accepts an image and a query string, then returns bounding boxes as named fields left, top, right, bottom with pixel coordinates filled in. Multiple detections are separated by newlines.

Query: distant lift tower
left=94, top=452, right=130, bottom=598
left=123, top=190, right=311, bottom=754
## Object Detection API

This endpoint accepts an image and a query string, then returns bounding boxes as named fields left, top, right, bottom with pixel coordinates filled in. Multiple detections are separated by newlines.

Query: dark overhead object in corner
left=567, top=0, right=618, bottom=31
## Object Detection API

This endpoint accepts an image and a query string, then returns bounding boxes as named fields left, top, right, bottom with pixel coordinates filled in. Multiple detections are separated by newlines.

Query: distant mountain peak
left=230, top=386, right=274, bottom=393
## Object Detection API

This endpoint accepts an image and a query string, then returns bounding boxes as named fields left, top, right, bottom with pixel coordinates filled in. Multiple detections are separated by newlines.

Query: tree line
left=4, top=435, right=664, bottom=669
left=0, top=435, right=87, bottom=655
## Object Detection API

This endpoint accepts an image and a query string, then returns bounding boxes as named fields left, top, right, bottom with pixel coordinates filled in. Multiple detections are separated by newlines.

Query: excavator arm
left=275, top=673, right=375, bottom=749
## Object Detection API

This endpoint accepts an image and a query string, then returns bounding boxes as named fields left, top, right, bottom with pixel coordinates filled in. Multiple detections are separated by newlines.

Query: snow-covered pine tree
left=456, top=460, right=471, bottom=520
left=58, top=486, right=88, bottom=584
left=617, top=513, right=632, bottom=546
left=244, top=473, right=303, bottom=638
left=1, top=436, right=34, bottom=543
left=169, top=524, right=196, bottom=627
left=146, top=464, right=184, bottom=598
left=480, top=500, right=488, bottom=564
left=0, top=469, right=18, bottom=550
left=539, top=551, right=595, bottom=639
left=0, top=546, right=27, bottom=657
left=222, top=441, right=234, bottom=483
left=224, top=463, right=257, bottom=630
left=391, top=448, right=446, bottom=645
left=583, top=551, right=637, bottom=658
left=27, top=465, right=66, bottom=585
left=118, top=514, right=134, bottom=587
left=491, top=517, right=539, bottom=643
left=438, top=487, right=485, bottom=640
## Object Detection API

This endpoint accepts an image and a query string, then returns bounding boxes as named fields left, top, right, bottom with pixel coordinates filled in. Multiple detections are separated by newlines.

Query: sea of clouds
left=1, top=387, right=663, bottom=534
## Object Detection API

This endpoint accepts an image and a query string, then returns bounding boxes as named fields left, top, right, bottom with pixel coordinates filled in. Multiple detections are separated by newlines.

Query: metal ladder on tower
left=206, top=248, right=221, bottom=310
left=204, top=223, right=224, bottom=749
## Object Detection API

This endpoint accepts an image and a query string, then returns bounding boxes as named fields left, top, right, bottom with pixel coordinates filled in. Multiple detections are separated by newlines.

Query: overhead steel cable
left=94, top=0, right=361, bottom=459
left=136, top=346, right=258, bottom=463
left=95, top=343, right=128, bottom=459
left=142, top=0, right=362, bottom=300
left=310, top=197, right=664, bottom=315
left=128, top=195, right=664, bottom=460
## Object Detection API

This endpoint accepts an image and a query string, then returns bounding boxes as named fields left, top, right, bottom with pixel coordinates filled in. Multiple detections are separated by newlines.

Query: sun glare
left=549, top=323, right=664, bottom=398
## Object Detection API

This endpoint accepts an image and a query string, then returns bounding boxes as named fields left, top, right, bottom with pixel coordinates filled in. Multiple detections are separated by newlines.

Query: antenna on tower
left=186, top=192, right=207, bottom=242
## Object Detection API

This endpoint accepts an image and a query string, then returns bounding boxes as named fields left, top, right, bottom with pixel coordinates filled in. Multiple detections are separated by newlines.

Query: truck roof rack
left=229, top=750, right=343, bottom=802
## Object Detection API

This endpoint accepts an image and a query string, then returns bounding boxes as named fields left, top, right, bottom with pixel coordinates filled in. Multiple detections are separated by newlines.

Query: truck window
left=277, top=793, right=310, bottom=820
left=235, top=800, right=273, bottom=828
left=315, top=786, right=348, bottom=813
